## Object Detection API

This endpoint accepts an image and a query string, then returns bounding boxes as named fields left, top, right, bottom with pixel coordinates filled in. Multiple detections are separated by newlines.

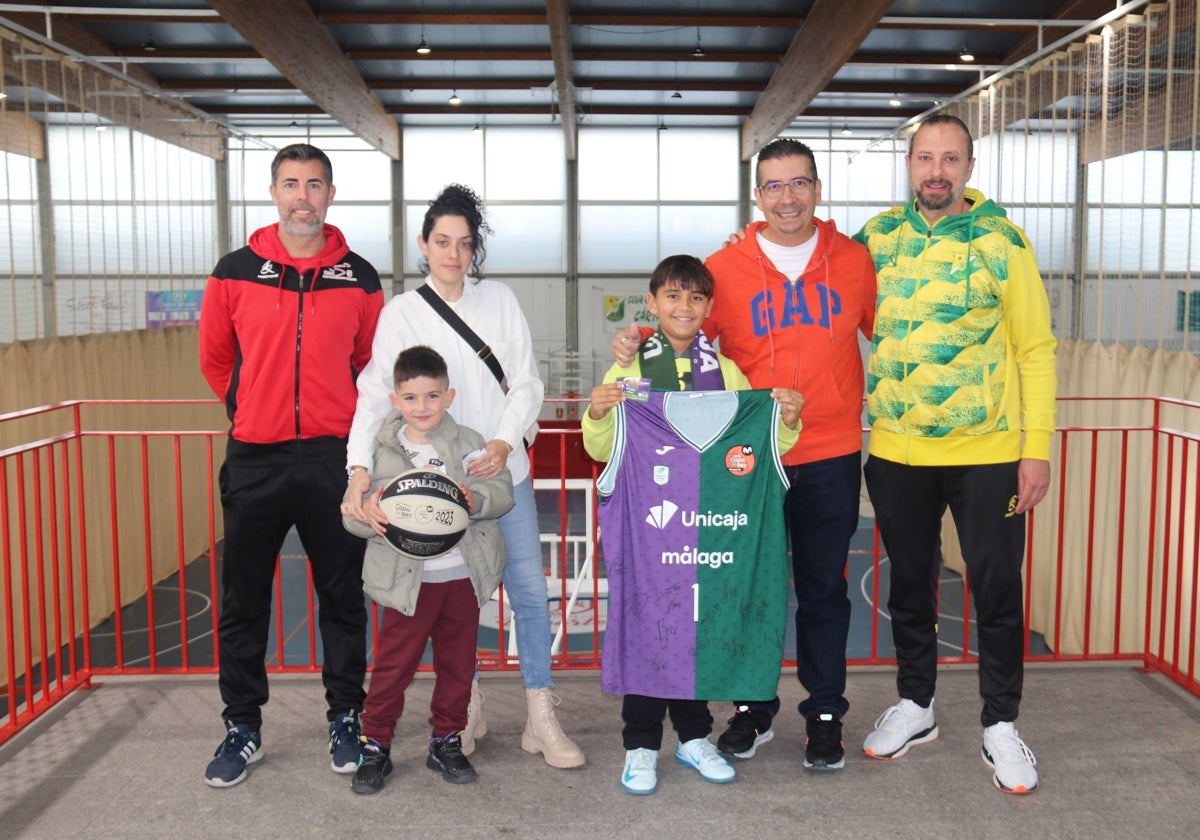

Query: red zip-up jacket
left=199, top=223, right=384, bottom=458
left=703, top=218, right=876, bottom=466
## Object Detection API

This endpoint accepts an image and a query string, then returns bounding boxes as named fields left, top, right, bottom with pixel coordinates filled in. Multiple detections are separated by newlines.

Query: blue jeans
left=498, top=478, right=554, bottom=689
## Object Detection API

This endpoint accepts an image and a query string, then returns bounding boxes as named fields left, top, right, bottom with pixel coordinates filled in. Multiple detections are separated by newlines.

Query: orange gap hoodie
left=702, top=218, right=876, bottom=466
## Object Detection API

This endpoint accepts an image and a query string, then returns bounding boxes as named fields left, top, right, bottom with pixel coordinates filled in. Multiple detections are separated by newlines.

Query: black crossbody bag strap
left=416, top=283, right=508, bottom=392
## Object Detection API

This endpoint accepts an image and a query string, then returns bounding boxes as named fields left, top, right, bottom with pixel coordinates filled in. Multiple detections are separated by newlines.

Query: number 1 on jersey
left=692, top=582, right=699, bottom=622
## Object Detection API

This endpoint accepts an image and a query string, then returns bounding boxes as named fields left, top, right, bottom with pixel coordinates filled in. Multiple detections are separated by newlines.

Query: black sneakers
left=426, top=732, right=477, bottom=784
left=804, top=712, right=845, bottom=770
left=351, top=738, right=393, bottom=795
left=716, top=705, right=775, bottom=759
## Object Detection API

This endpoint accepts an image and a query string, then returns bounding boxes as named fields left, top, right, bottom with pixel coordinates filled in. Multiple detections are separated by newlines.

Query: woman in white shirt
left=346, top=183, right=583, bottom=768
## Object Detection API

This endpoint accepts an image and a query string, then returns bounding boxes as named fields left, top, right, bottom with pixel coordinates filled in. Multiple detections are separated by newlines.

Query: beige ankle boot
left=521, top=687, right=585, bottom=768
left=460, top=677, right=487, bottom=756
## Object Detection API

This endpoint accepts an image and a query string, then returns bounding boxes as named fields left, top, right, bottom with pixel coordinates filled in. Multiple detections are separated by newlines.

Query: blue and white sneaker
left=621, top=748, right=658, bottom=794
left=675, top=737, right=735, bottom=783
left=329, top=710, right=362, bottom=774
left=205, top=721, right=263, bottom=788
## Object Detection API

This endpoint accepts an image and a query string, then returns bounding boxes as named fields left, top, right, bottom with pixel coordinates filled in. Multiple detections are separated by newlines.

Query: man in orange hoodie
left=614, top=138, right=875, bottom=770
left=199, top=144, right=384, bottom=788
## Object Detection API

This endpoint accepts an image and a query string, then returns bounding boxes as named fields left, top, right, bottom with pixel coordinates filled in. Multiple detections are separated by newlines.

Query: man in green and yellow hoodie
left=853, top=115, right=1056, bottom=795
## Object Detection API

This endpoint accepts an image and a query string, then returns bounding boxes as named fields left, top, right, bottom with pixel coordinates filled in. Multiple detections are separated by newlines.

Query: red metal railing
left=2, top=396, right=1197, bottom=746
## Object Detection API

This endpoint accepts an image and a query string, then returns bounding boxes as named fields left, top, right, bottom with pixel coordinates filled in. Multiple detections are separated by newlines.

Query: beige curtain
left=941, top=340, right=1200, bottom=664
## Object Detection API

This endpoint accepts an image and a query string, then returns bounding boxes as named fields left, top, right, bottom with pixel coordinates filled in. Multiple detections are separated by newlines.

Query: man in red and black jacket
left=199, top=143, right=384, bottom=788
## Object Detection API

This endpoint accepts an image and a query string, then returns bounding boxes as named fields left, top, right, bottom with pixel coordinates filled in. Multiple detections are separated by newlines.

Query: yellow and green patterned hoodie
left=853, top=188, right=1056, bottom=467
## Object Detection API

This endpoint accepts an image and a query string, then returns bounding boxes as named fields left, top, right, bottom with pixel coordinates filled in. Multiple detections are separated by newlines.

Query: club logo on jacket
left=257, top=260, right=279, bottom=279
left=322, top=262, right=356, bottom=281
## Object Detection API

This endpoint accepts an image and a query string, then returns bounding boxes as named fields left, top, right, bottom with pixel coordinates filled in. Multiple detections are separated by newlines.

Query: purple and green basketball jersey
left=597, top=390, right=790, bottom=700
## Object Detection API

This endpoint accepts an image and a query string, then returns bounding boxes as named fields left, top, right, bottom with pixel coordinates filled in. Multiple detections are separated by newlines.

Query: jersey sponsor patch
left=724, top=444, right=757, bottom=476
left=644, top=500, right=679, bottom=530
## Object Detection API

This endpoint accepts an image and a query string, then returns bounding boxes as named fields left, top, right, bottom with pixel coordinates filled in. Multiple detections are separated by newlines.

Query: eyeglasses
left=758, top=177, right=815, bottom=195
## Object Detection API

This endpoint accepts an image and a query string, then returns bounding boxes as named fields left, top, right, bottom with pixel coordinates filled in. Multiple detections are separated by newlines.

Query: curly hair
left=419, top=183, right=493, bottom=280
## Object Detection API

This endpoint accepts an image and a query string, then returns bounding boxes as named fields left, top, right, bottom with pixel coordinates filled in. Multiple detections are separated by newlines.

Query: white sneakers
left=863, top=698, right=939, bottom=759
left=982, top=721, right=1039, bottom=794
left=863, top=698, right=1039, bottom=794
left=620, top=738, right=735, bottom=795
left=621, top=748, right=658, bottom=794
left=675, top=737, right=736, bottom=783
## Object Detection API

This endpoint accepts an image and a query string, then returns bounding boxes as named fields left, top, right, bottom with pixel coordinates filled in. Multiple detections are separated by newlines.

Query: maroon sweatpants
left=360, top=578, right=480, bottom=747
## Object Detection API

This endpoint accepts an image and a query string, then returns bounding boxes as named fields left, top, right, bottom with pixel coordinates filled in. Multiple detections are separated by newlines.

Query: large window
left=577, top=128, right=737, bottom=272
left=1077, top=149, right=1200, bottom=347
left=0, top=150, right=42, bottom=341
left=39, top=125, right=216, bottom=336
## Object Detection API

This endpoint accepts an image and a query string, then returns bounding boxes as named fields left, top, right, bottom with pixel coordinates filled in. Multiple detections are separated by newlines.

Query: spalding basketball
left=377, top=469, right=470, bottom=558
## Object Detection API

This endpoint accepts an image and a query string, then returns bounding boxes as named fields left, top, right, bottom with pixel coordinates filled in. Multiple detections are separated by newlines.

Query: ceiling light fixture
left=959, top=42, right=974, bottom=62
left=692, top=25, right=705, bottom=58
left=840, top=125, right=853, bottom=137
left=448, top=90, right=461, bottom=106
left=141, top=34, right=157, bottom=52
left=416, top=35, right=431, bottom=55
left=658, top=118, right=668, bottom=132
left=889, top=96, right=902, bottom=108
left=671, top=90, right=682, bottom=100
left=472, top=120, right=481, bottom=134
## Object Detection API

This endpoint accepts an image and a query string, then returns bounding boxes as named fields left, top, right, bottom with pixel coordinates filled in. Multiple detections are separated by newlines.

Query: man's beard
left=280, top=205, right=324, bottom=237
left=916, top=182, right=959, bottom=212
